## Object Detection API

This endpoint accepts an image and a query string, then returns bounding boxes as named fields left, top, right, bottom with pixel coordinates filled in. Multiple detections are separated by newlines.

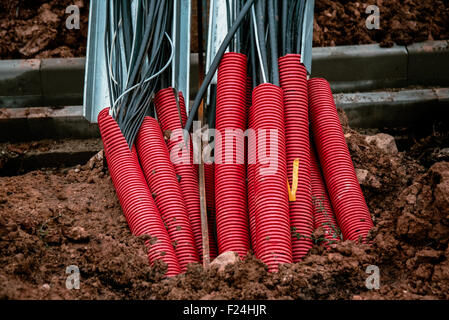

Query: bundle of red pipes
left=97, top=52, right=373, bottom=276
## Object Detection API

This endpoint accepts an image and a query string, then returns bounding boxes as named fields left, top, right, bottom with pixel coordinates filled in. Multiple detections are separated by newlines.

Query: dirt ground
left=313, top=0, right=449, bottom=47
left=0, top=0, right=89, bottom=59
left=0, top=110, right=448, bottom=300
left=1, top=0, right=448, bottom=59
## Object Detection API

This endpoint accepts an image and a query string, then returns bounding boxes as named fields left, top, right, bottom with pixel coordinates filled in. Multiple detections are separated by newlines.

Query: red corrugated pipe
left=278, top=54, right=314, bottom=262
left=308, top=78, right=373, bottom=243
left=204, top=162, right=218, bottom=260
left=215, top=52, right=250, bottom=258
left=247, top=108, right=258, bottom=254
left=154, top=88, right=216, bottom=260
left=97, top=108, right=181, bottom=277
left=250, top=83, right=292, bottom=271
left=309, top=142, right=341, bottom=245
left=136, top=116, right=200, bottom=271
left=246, top=77, right=258, bottom=254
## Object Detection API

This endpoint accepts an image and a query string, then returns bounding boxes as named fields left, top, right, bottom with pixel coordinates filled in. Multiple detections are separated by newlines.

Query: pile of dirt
left=0, top=0, right=89, bottom=59
left=313, top=0, right=449, bottom=47
left=2, top=0, right=448, bottom=59
left=1, top=111, right=448, bottom=299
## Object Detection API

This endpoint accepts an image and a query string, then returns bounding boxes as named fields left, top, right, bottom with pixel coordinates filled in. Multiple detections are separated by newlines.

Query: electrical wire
left=112, top=32, right=174, bottom=111
left=185, top=0, right=255, bottom=134
left=251, top=5, right=267, bottom=84
left=268, top=0, right=279, bottom=86
left=255, top=0, right=269, bottom=82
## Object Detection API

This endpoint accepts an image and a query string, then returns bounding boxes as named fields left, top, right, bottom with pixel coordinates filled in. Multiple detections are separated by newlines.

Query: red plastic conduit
left=308, top=78, right=373, bottom=242
left=250, top=83, right=292, bottom=271
left=246, top=78, right=258, bottom=254
left=278, top=54, right=314, bottom=262
left=309, top=142, right=341, bottom=245
left=247, top=105, right=258, bottom=255
left=182, top=90, right=217, bottom=259
left=204, top=162, right=218, bottom=260
left=215, top=52, right=250, bottom=258
left=97, top=108, right=181, bottom=277
left=136, top=116, right=199, bottom=271
left=154, top=88, right=216, bottom=260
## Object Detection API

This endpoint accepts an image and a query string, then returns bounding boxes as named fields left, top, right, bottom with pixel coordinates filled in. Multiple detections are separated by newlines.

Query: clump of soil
left=1, top=111, right=449, bottom=299
left=0, top=0, right=89, bottom=59
left=407, top=132, right=449, bottom=168
left=313, top=0, right=449, bottom=47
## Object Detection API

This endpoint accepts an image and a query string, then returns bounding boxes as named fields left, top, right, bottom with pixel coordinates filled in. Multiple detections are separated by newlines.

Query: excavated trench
left=1, top=109, right=448, bottom=300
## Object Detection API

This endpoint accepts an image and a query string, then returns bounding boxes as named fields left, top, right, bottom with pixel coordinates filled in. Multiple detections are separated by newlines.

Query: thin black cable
left=207, top=85, right=217, bottom=130
left=121, top=0, right=133, bottom=64
left=268, top=0, right=279, bottom=86
left=295, top=0, right=306, bottom=55
left=281, top=0, right=287, bottom=56
left=255, top=0, right=269, bottom=81
left=249, top=19, right=257, bottom=89
left=225, top=0, right=234, bottom=52
left=285, top=0, right=298, bottom=54
left=185, top=0, right=256, bottom=133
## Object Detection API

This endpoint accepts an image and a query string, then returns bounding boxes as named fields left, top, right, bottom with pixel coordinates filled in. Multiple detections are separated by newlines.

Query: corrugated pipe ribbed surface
left=249, top=83, right=292, bottom=271
left=204, top=162, right=218, bottom=260
left=246, top=77, right=258, bottom=253
left=279, top=54, right=314, bottom=261
left=247, top=109, right=258, bottom=254
left=154, top=88, right=216, bottom=260
left=97, top=108, right=181, bottom=277
left=309, top=142, right=341, bottom=245
left=308, top=78, right=373, bottom=242
left=215, top=52, right=250, bottom=258
left=136, top=116, right=199, bottom=271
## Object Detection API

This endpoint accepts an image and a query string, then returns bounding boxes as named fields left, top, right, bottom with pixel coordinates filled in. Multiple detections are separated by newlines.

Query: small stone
left=356, top=168, right=381, bottom=189
left=405, top=194, right=416, bottom=205
left=87, top=150, right=104, bottom=170
left=210, top=251, right=240, bottom=273
left=365, top=133, right=398, bottom=154
left=356, top=168, right=369, bottom=183
left=74, top=168, right=80, bottom=173
left=42, top=284, right=50, bottom=290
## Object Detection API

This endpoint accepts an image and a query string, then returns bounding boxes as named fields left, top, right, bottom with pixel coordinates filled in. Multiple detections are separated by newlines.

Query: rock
left=356, top=168, right=381, bottom=189
left=365, top=133, right=398, bottom=155
left=210, top=251, right=240, bottom=273
left=356, top=169, right=369, bottom=183
left=42, top=284, right=50, bottom=290
left=64, top=226, right=90, bottom=243
left=87, top=150, right=104, bottom=170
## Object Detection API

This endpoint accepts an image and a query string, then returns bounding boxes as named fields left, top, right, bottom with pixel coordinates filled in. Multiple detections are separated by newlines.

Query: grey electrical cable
left=251, top=5, right=267, bottom=83
left=185, top=0, right=256, bottom=134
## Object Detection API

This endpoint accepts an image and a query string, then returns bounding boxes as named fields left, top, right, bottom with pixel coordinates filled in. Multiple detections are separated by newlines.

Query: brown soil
left=313, top=0, right=449, bottom=47
left=1, top=110, right=448, bottom=300
left=0, top=0, right=89, bottom=59
left=1, top=1, right=448, bottom=59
